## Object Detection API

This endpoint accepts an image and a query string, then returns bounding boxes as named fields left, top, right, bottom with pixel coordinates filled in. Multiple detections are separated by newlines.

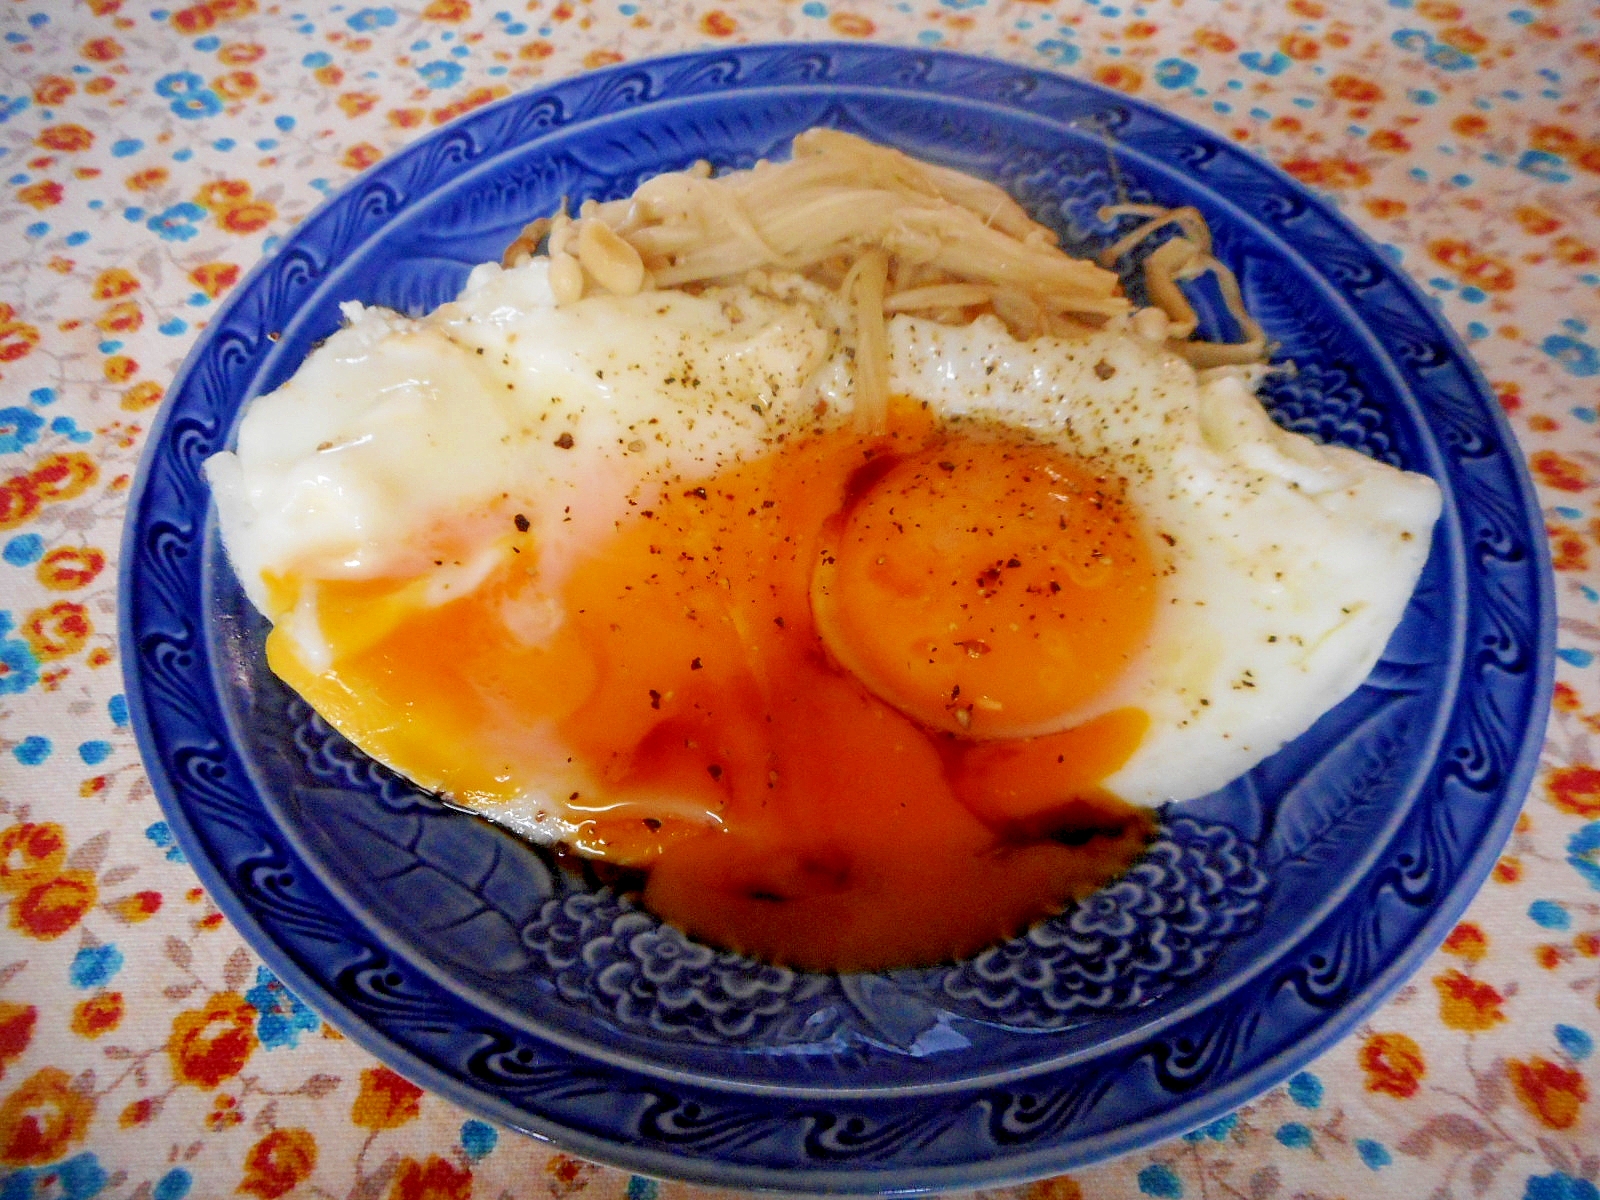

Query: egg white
left=884, top=315, right=1441, bottom=804
left=207, top=256, right=1441, bottom=822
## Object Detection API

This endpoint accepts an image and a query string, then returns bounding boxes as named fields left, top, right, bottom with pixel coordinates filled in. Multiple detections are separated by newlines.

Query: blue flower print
left=1154, top=58, right=1199, bottom=89
left=347, top=6, right=397, bottom=31
left=69, top=943, right=124, bottom=990
left=154, top=72, right=204, bottom=98
left=1035, top=38, right=1080, bottom=66
left=1137, top=1163, right=1183, bottom=1198
left=1182, top=1112, right=1237, bottom=1142
left=146, top=202, right=206, bottom=243
left=1275, top=1121, right=1313, bottom=1148
left=460, top=1119, right=498, bottom=1161
left=1569, top=822, right=1600, bottom=891
left=1357, top=1138, right=1392, bottom=1169
left=1287, top=1071, right=1324, bottom=1108
left=245, top=965, right=320, bottom=1049
left=1, top=1153, right=109, bottom=1200
left=154, top=71, right=223, bottom=119
left=1542, top=335, right=1600, bottom=377
left=1526, top=1173, right=1600, bottom=1200
left=0, top=405, right=44, bottom=454
left=0, top=612, right=40, bottom=696
left=417, top=60, right=465, bottom=89
left=1239, top=50, right=1291, bottom=75
left=171, top=90, right=224, bottom=119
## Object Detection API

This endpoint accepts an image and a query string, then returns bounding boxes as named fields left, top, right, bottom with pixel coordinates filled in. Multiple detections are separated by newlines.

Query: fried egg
left=207, top=255, right=1440, bottom=969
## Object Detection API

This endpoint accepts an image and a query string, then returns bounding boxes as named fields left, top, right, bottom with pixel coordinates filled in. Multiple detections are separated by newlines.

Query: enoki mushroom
left=502, top=131, right=1270, bottom=429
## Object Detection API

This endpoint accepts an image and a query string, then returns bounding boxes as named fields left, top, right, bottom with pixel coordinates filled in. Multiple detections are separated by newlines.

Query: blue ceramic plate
left=121, top=45, right=1554, bottom=1192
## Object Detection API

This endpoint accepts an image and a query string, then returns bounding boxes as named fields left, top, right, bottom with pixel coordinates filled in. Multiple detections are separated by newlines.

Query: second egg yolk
left=264, top=402, right=1163, bottom=972
left=813, top=438, right=1159, bottom=738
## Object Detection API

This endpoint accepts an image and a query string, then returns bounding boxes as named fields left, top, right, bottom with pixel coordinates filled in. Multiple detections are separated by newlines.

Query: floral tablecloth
left=2, top=1, right=1598, bottom=1197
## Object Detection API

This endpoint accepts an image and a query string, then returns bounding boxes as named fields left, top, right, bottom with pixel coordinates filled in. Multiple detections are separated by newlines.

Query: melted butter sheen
left=267, top=405, right=1159, bottom=972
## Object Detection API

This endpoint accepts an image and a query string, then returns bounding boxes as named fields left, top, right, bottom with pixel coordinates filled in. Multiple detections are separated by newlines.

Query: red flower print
left=0, top=1003, right=36, bottom=1079
left=1092, top=64, right=1144, bottom=94
left=125, top=166, right=168, bottom=192
left=1281, top=157, right=1374, bottom=189
left=71, top=992, right=124, bottom=1039
left=352, top=1066, right=423, bottom=1131
left=1360, top=1031, right=1426, bottom=1097
left=1508, top=1057, right=1587, bottom=1129
left=170, top=4, right=217, bottom=34
left=1434, top=969, right=1506, bottom=1031
left=97, top=299, right=143, bottom=333
left=1329, top=74, right=1384, bottom=102
left=1549, top=526, right=1589, bottom=572
left=212, top=70, right=258, bottom=100
left=119, top=1096, right=160, bottom=1127
left=0, top=307, right=39, bottom=362
left=0, top=1068, right=95, bottom=1166
left=545, top=1152, right=595, bottom=1198
left=219, top=42, right=265, bottom=65
left=36, top=125, right=93, bottom=153
left=217, top=200, right=278, bottom=234
left=1193, top=29, right=1238, bottom=53
left=193, top=177, right=253, bottom=212
left=168, top=991, right=258, bottom=1088
left=14, top=181, right=60, bottom=211
left=1438, top=25, right=1488, bottom=54
left=121, top=381, right=164, bottom=412
left=391, top=1155, right=473, bottom=1200
left=1280, top=32, right=1320, bottom=60
left=11, top=872, right=97, bottom=940
left=0, top=823, right=66, bottom=895
left=32, top=75, right=74, bottom=105
left=1442, top=921, right=1487, bottom=961
left=0, top=475, right=41, bottom=532
left=1531, top=450, right=1593, bottom=493
left=1547, top=765, right=1600, bottom=818
left=828, top=13, right=875, bottom=36
left=23, top=601, right=91, bottom=661
left=1024, top=1178, right=1085, bottom=1200
left=80, top=38, right=123, bottom=62
left=92, top=267, right=139, bottom=299
left=238, top=1128, right=318, bottom=1199
left=189, top=261, right=240, bottom=299
left=342, top=142, right=382, bottom=170
left=338, top=94, right=378, bottom=120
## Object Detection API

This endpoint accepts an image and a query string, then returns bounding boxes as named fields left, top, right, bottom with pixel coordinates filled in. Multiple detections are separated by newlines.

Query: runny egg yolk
left=813, top=438, right=1159, bottom=738
left=265, top=402, right=1162, bottom=972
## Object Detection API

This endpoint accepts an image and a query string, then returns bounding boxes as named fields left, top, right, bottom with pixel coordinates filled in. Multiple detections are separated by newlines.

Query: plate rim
left=119, top=41, right=1556, bottom=1192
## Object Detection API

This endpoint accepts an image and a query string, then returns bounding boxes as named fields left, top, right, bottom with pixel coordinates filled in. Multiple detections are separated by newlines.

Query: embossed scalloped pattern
left=124, top=45, right=1552, bottom=1191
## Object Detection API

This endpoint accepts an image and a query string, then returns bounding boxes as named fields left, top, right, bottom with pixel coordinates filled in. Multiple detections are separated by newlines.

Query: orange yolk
left=265, top=403, right=1162, bottom=972
left=813, top=438, right=1158, bottom=737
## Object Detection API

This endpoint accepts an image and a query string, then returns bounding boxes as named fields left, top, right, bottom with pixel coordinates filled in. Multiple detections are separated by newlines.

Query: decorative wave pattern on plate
left=941, top=818, right=1269, bottom=1027
left=508, top=815, right=1267, bottom=1046
left=121, top=45, right=1551, bottom=1189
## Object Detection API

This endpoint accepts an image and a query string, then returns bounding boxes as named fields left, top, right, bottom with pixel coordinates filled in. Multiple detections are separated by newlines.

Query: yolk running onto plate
left=265, top=402, right=1162, bottom=972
